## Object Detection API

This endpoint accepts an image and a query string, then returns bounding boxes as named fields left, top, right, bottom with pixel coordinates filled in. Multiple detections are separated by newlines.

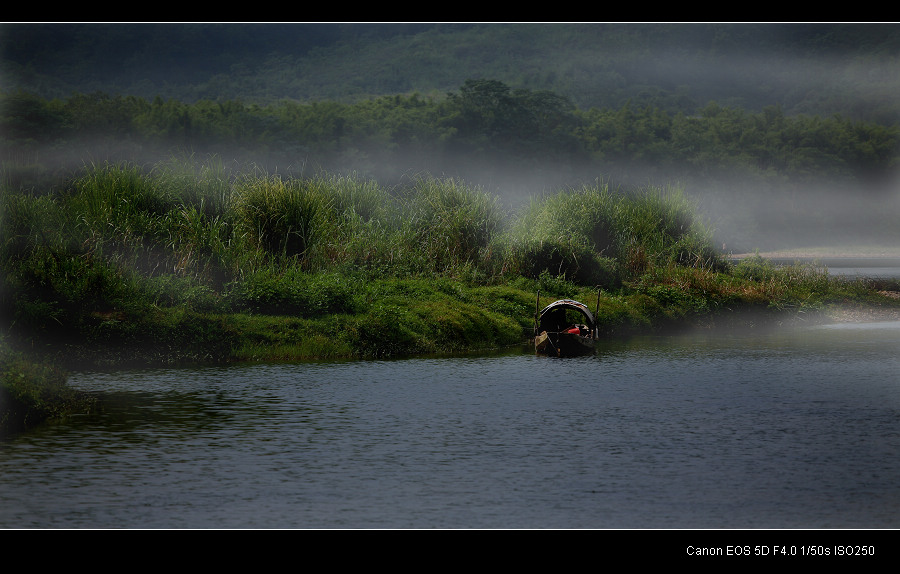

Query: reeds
left=3, top=155, right=870, bottom=340
left=231, top=174, right=329, bottom=264
left=501, top=181, right=719, bottom=285
left=396, top=176, right=504, bottom=274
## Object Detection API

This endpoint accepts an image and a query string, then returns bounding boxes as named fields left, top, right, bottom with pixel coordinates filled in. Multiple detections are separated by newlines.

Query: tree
left=0, top=91, right=66, bottom=144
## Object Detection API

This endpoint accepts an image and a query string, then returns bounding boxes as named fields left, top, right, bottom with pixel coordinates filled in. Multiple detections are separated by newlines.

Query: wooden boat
left=533, top=294, right=599, bottom=357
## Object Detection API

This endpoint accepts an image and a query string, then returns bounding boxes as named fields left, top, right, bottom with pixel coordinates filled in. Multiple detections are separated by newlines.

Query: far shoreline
left=729, top=245, right=900, bottom=260
left=729, top=247, right=900, bottom=319
left=825, top=302, right=900, bottom=323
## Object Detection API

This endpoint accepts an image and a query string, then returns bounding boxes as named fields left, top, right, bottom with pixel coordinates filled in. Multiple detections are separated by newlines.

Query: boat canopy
left=538, top=299, right=596, bottom=330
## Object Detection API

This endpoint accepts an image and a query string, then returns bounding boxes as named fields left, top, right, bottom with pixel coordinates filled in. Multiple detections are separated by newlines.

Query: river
left=2, top=316, right=899, bottom=529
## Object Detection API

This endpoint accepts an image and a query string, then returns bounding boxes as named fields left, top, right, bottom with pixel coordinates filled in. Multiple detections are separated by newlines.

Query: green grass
left=2, top=156, right=893, bottom=348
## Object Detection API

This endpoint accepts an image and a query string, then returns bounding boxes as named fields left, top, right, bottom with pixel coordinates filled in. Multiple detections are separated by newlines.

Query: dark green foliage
left=2, top=249, right=138, bottom=340
left=345, top=303, right=426, bottom=358
left=232, top=176, right=329, bottom=262
left=0, top=349, right=96, bottom=435
left=0, top=157, right=896, bottom=372
left=506, top=239, right=620, bottom=288
left=226, top=268, right=361, bottom=317
left=76, top=307, right=240, bottom=366
left=2, top=79, right=898, bottom=211
left=445, top=78, right=580, bottom=160
left=5, top=24, right=899, bottom=123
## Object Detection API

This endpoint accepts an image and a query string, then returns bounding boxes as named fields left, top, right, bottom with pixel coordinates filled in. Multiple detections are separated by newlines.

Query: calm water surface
left=2, top=320, right=899, bottom=529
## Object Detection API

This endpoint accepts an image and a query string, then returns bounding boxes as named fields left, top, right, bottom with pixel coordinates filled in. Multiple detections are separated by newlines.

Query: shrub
left=398, top=176, right=504, bottom=274
left=503, top=238, right=620, bottom=287
left=68, top=162, right=175, bottom=241
left=0, top=351, right=95, bottom=435
left=231, top=175, right=330, bottom=264
left=505, top=182, right=720, bottom=280
left=226, top=268, right=361, bottom=317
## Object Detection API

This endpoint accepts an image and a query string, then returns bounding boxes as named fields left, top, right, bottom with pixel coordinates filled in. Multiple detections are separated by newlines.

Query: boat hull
left=534, top=330, right=596, bottom=357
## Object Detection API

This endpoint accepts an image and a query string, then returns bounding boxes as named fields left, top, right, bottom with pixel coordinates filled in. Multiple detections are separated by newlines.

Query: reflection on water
left=1, top=321, right=899, bottom=528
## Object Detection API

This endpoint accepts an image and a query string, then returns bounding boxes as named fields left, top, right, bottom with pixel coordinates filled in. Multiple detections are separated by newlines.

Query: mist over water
left=19, top=132, right=899, bottom=256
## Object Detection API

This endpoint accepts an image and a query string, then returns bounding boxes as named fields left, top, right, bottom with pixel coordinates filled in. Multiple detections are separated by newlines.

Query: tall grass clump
left=616, top=184, right=720, bottom=272
left=0, top=187, right=129, bottom=339
left=502, top=181, right=622, bottom=285
left=58, top=162, right=230, bottom=283
left=152, top=154, right=234, bottom=218
left=67, top=161, right=175, bottom=244
left=394, top=176, right=504, bottom=277
left=148, top=157, right=239, bottom=282
left=504, top=182, right=720, bottom=285
left=324, top=172, right=386, bottom=224
left=230, top=174, right=331, bottom=268
left=0, top=190, right=70, bottom=263
left=297, top=173, right=395, bottom=272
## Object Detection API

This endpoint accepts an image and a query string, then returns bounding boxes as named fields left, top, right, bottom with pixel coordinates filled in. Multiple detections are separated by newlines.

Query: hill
left=3, top=23, right=900, bottom=123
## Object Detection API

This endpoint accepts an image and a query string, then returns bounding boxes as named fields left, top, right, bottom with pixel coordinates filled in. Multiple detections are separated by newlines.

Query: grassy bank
left=2, top=157, right=898, bottom=434
left=0, top=345, right=97, bottom=435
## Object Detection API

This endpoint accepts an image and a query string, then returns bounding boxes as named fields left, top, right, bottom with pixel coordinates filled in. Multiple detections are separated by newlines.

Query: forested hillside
left=3, top=23, right=900, bottom=123
left=2, top=23, right=899, bottom=251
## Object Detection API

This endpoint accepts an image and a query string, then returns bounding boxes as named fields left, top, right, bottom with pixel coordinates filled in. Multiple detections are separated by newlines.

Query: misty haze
left=2, top=22, right=898, bottom=254
left=3, top=23, right=900, bottom=533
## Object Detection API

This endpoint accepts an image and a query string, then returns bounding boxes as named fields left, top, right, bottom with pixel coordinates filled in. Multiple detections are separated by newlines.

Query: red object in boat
left=566, top=327, right=581, bottom=334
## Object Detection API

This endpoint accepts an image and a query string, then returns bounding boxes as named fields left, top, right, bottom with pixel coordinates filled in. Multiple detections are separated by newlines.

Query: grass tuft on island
left=2, top=157, right=898, bottom=435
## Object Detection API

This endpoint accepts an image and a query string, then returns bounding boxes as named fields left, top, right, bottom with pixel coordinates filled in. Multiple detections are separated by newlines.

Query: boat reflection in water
left=534, top=294, right=599, bottom=357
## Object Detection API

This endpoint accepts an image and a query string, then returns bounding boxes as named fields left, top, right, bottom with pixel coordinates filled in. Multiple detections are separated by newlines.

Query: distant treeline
left=5, top=24, right=900, bottom=122
left=2, top=79, right=898, bottom=197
